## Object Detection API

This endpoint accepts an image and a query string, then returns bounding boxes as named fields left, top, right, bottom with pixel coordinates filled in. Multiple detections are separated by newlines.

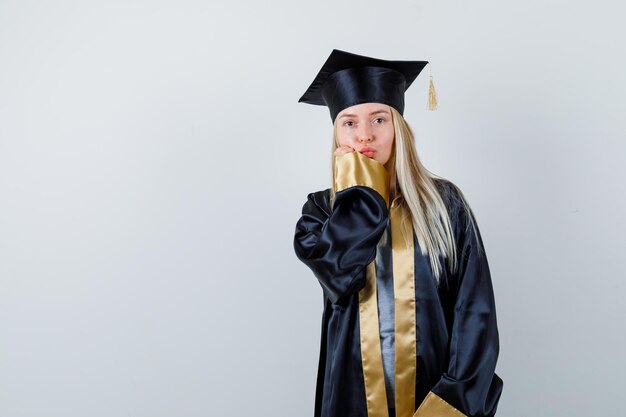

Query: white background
left=1, top=1, right=624, bottom=416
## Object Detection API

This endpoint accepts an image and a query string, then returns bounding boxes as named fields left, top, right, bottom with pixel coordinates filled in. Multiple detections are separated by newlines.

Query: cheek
left=383, top=131, right=395, bottom=153
left=336, top=132, right=352, bottom=147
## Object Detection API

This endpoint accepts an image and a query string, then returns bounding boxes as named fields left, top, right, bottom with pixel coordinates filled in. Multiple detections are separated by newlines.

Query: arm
left=415, top=189, right=504, bottom=417
left=293, top=150, right=390, bottom=305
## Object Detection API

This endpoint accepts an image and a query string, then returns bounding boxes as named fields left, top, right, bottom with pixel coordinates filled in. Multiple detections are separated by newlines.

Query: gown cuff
left=334, top=150, right=390, bottom=208
left=413, top=391, right=467, bottom=417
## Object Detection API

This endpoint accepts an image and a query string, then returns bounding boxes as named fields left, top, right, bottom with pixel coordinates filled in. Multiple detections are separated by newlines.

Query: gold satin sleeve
left=334, top=150, right=390, bottom=208
left=413, top=391, right=467, bottom=417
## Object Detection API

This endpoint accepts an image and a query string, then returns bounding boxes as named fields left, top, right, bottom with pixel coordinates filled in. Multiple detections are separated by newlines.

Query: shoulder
left=432, top=177, right=466, bottom=215
left=432, top=177, right=480, bottom=244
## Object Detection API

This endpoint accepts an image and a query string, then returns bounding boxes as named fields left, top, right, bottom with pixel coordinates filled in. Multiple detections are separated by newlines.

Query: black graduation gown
left=293, top=151, right=503, bottom=417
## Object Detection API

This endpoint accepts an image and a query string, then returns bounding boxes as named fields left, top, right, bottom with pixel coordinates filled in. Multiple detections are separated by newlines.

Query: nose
left=356, top=124, right=374, bottom=143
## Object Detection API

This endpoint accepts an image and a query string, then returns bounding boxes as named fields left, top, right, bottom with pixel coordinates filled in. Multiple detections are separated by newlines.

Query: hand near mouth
left=334, top=145, right=356, bottom=157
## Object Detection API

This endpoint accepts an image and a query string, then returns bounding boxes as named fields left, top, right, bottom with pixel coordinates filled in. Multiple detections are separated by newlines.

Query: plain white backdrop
left=1, top=1, right=624, bottom=416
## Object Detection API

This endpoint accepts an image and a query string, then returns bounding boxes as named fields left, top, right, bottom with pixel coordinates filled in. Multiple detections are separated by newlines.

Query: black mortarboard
left=298, top=49, right=435, bottom=122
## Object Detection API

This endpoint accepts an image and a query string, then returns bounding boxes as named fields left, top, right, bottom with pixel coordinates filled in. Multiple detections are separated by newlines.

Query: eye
left=343, top=120, right=354, bottom=127
left=373, top=117, right=385, bottom=124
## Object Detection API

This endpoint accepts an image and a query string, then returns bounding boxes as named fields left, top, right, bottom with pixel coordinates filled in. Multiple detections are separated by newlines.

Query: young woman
left=293, top=49, right=503, bottom=417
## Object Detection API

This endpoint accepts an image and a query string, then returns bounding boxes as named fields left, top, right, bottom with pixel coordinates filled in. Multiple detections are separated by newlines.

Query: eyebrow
left=338, top=109, right=390, bottom=119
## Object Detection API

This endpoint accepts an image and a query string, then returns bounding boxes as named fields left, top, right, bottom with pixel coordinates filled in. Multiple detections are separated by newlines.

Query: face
left=335, top=102, right=395, bottom=166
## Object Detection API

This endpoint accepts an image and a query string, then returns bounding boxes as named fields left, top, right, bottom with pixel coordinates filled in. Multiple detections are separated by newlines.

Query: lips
left=359, top=147, right=376, bottom=158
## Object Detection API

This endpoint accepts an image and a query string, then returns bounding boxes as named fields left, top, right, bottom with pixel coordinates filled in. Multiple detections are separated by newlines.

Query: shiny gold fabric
left=337, top=150, right=457, bottom=417
left=413, top=391, right=468, bottom=417
left=294, top=171, right=504, bottom=417
left=334, top=151, right=390, bottom=207
left=391, top=201, right=417, bottom=417
left=359, top=261, right=389, bottom=417
left=359, top=199, right=418, bottom=417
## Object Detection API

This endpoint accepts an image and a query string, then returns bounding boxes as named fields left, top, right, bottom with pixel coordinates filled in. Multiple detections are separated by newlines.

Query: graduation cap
left=298, top=49, right=437, bottom=122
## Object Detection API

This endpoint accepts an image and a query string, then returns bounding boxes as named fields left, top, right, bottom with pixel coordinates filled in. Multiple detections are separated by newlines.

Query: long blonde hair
left=329, top=106, right=478, bottom=284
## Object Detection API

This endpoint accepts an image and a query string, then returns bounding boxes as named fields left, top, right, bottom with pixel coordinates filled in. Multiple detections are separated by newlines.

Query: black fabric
left=298, top=49, right=428, bottom=122
left=321, top=66, right=406, bottom=121
left=294, top=185, right=389, bottom=305
left=293, top=179, right=504, bottom=417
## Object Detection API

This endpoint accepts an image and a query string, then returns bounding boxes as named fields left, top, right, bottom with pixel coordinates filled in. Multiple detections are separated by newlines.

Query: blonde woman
left=294, top=49, right=503, bottom=417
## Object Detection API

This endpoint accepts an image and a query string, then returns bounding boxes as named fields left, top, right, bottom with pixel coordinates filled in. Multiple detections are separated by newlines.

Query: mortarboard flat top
left=298, top=49, right=429, bottom=122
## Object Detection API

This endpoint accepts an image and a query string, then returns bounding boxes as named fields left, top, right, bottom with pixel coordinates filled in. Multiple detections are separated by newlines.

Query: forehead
left=337, top=102, right=390, bottom=117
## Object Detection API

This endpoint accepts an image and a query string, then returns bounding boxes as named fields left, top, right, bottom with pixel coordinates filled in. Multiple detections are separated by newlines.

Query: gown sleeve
left=293, top=150, right=390, bottom=305
left=414, top=185, right=504, bottom=417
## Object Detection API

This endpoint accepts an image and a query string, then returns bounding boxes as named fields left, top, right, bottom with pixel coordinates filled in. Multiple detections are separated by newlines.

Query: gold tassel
left=427, top=63, right=438, bottom=111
